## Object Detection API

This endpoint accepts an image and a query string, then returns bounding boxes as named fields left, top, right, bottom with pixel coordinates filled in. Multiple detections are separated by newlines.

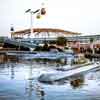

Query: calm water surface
left=0, top=60, right=100, bottom=100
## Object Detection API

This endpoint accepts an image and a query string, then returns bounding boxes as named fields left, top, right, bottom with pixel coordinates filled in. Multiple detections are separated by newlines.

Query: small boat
left=38, top=62, right=100, bottom=83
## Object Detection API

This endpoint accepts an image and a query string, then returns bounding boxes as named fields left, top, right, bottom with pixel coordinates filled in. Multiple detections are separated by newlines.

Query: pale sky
left=0, top=0, right=100, bottom=36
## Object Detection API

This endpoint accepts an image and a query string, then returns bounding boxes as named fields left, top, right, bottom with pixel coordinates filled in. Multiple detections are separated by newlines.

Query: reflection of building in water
left=26, top=79, right=45, bottom=100
left=32, top=81, right=45, bottom=100
left=25, top=63, right=45, bottom=100
left=70, top=75, right=85, bottom=89
left=6, top=62, right=15, bottom=79
left=0, top=54, right=5, bottom=63
left=10, top=63, right=15, bottom=79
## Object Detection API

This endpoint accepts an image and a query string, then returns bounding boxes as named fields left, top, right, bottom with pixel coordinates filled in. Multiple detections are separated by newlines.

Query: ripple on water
left=0, top=61, right=100, bottom=100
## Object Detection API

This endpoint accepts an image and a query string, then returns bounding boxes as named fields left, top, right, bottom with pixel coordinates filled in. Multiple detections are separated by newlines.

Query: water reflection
left=10, top=63, right=15, bottom=79
left=0, top=57, right=100, bottom=100
left=69, top=75, right=85, bottom=89
left=26, top=79, right=45, bottom=100
left=25, top=62, right=45, bottom=100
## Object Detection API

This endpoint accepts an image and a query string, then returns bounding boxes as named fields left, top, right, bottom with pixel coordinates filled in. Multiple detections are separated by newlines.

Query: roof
left=11, top=28, right=81, bottom=36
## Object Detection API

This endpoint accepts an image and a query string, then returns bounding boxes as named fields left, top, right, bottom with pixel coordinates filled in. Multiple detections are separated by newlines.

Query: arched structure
left=11, top=28, right=80, bottom=38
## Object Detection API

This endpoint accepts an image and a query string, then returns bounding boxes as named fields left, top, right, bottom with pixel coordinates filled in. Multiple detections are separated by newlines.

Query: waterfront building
left=8, top=28, right=100, bottom=53
left=10, top=28, right=100, bottom=44
left=11, top=28, right=79, bottom=38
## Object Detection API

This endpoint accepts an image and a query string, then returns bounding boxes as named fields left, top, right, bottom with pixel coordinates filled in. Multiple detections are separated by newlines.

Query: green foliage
left=49, top=40, right=56, bottom=44
left=56, top=36, right=67, bottom=46
left=42, top=43, right=49, bottom=51
left=0, top=37, right=5, bottom=43
left=90, top=38, right=94, bottom=43
left=34, top=43, right=49, bottom=51
left=34, top=46, right=43, bottom=51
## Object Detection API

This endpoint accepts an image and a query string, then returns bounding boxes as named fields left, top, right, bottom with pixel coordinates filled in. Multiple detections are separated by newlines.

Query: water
left=0, top=60, right=100, bottom=100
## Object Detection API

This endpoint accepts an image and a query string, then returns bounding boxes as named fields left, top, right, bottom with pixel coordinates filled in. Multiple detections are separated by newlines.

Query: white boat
left=38, top=62, right=100, bottom=83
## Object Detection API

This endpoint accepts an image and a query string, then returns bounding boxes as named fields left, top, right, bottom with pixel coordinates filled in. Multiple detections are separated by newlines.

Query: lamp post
left=25, top=9, right=40, bottom=38
left=25, top=6, right=46, bottom=37
left=25, top=6, right=46, bottom=52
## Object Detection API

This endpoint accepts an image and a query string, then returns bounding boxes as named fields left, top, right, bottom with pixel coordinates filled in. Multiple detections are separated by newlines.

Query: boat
left=38, top=62, right=100, bottom=83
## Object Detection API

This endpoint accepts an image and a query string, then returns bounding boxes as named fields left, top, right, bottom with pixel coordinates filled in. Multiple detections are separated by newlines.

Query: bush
left=56, top=36, right=67, bottom=46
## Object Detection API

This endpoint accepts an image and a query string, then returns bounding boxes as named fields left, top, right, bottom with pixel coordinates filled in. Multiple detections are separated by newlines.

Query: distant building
left=10, top=28, right=100, bottom=52
left=11, top=28, right=80, bottom=38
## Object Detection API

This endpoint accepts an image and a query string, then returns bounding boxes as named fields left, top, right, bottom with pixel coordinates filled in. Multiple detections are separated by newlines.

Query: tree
left=90, top=38, right=94, bottom=43
left=0, top=37, right=5, bottom=47
left=42, top=43, right=49, bottom=51
left=90, top=38, right=94, bottom=54
left=0, top=37, right=4, bottom=43
left=56, top=36, right=67, bottom=46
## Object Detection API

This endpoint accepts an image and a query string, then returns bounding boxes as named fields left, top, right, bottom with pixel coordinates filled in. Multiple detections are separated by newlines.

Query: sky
left=0, top=0, right=100, bottom=36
